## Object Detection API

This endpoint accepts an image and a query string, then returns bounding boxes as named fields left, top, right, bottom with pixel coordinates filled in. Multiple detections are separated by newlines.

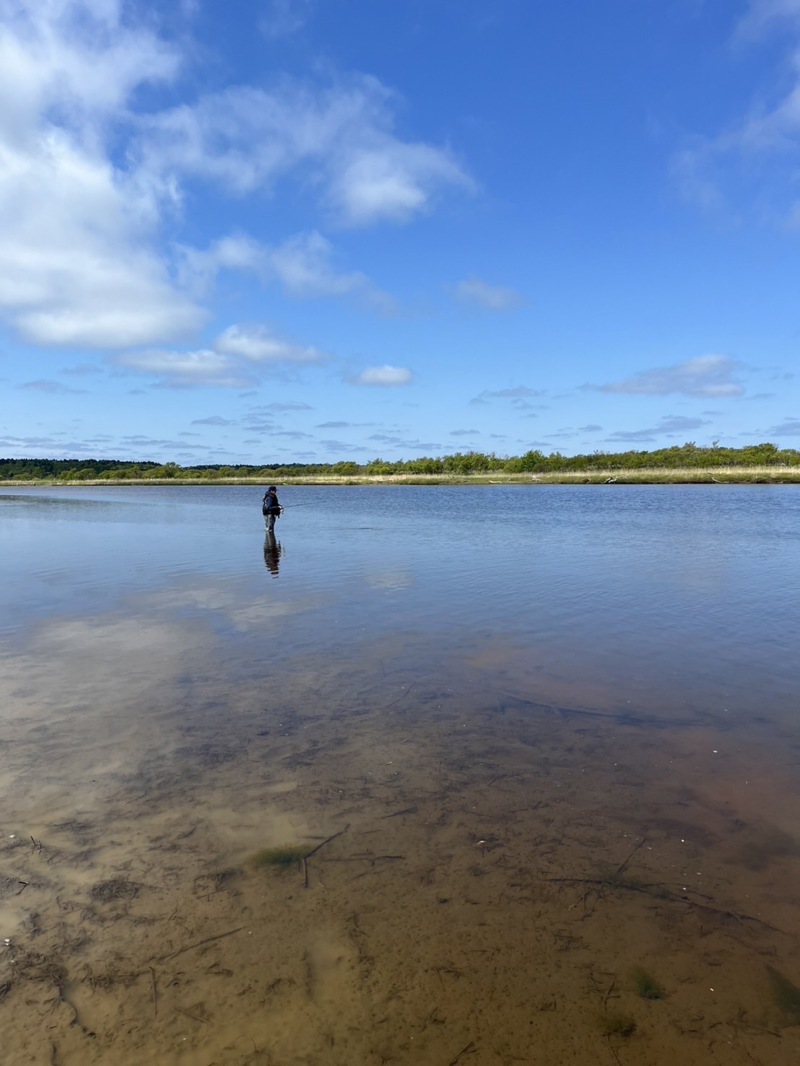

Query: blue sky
left=1, top=0, right=799, bottom=465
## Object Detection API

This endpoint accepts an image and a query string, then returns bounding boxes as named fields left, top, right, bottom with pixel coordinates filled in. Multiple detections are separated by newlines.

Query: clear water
left=1, top=484, right=799, bottom=1065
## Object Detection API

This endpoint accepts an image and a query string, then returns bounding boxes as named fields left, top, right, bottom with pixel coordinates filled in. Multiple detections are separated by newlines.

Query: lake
left=1, top=484, right=799, bottom=1065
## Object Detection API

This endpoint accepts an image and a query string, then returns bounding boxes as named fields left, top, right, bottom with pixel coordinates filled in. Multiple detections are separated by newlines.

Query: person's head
left=268, top=486, right=277, bottom=493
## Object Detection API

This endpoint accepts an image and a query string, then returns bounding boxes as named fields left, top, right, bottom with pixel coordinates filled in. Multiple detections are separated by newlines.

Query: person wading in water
left=262, top=485, right=282, bottom=532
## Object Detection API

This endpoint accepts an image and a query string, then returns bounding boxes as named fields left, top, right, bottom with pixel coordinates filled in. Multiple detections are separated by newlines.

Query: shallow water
left=1, top=484, right=799, bottom=1064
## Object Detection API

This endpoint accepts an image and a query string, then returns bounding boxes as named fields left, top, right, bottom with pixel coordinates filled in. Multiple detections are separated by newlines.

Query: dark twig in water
left=321, top=854, right=405, bottom=863
left=614, top=837, right=646, bottom=877
left=380, top=807, right=417, bottom=819
left=385, top=683, right=415, bottom=708
left=303, top=824, right=351, bottom=860
left=495, top=690, right=711, bottom=729
left=175, top=1005, right=208, bottom=1024
left=149, top=966, right=158, bottom=1017
left=448, top=1041, right=477, bottom=1065
left=604, top=1035, right=623, bottom=1066
left=157, top=927, right=245, bottom=963
left=300, top=823, right=350, bottom=888
left=543, top=877, right=782, bottom=932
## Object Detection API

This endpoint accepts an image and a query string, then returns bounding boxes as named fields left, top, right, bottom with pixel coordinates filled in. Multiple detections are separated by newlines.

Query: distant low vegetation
left=1, top=442, right=798, bottom=481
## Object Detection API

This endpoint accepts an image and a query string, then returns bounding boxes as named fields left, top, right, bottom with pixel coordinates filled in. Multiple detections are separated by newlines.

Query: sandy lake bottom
left=2, top=630, right=800, bottom=1066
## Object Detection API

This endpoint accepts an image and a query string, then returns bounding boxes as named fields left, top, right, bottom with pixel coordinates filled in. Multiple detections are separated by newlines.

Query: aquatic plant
left=735, top=826, right=800, bottom=872
left=600, top=1012, right=636, bottom=1037
left=250, top=845, right=308, bottom=867
left=631, top=967, right=665, bottom=1000
left=766, top=966, right=800, bottom=1024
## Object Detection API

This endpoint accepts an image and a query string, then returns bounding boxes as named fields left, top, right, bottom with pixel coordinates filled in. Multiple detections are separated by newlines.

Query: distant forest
left=1, top=442, right=798, bottom=480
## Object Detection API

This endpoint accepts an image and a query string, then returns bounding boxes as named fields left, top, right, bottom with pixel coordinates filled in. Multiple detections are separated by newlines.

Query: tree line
left=1, top=442, right=798, bottom=481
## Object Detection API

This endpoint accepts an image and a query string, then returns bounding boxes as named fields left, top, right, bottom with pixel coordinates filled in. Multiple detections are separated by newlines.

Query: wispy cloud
left=19, top=379, right=87, bottom=395
left=318, top=438, right=369, bottom=453
left=674, top=3, right=800, bottom=226
left=260, top=0, right=314, bottom=39
left=768, top=417, right=800, bottom=435
left=470, top=385, right=543, bottom=406
left=456, top=277, right=526, bottom=312
left=590, top=355, right=744, bottom=398
left=261, top=401, right=315, bottom=413
left=179, top=231, right=395, bottom=312
left=215, top=324, right=327, bottom=365
left=0, top=2, right=202, bottom=348
left=191, top=416, right=235, bottom=426
left=136, top=75, right=473, bottom=228
left=0, top=5, right=467, bottom=353
left=115, top=324, right=329, bottom=388
left=351, top=365, right=413, bottom=386
left=606, top=416, right=711, bottom=442
left=367, top=432, right=441, bottom=450
left=735, top=0, right=800, bottom=42
left=61, top=363, right=104, bottom=377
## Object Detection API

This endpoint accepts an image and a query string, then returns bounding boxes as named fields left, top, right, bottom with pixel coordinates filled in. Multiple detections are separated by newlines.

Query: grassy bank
left=3, top=466, right=800, bottom=487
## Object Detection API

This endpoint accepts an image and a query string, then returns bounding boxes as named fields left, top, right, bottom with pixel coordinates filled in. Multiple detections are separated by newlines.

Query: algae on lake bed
left=767, top=966, right=800, bottom=1024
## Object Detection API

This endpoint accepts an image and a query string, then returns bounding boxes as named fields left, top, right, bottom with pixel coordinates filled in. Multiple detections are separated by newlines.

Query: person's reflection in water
left=263, top=532, right=282, bottom=576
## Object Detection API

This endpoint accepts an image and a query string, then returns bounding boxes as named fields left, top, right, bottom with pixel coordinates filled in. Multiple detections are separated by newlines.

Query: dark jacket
left=262, top=490, right=280, bottom=515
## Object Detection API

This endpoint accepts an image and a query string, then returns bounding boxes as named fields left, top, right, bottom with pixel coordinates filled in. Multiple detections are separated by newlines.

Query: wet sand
left=2, top=635, right=800, bottom=1066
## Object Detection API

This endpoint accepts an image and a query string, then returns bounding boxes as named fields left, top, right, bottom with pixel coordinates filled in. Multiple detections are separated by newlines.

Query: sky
left=1, top=0, right=800, bottom=465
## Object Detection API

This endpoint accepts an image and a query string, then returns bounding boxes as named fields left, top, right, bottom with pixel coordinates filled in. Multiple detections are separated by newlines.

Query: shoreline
left=1, top=466, right=799, bottom=487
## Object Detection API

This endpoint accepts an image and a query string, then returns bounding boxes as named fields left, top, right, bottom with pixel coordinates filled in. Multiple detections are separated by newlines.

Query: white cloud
left=115, top=322, right=329, bottom=387
left=260, top=0, right=314, bottom=39
left=135, top=76, right=473, bottom=227
left=470, top=386, right=543, bottom=406
left=260, top=401, right=314, bottom=412
left=0, top=2, right=202, bottom=348
left=606, top=416, right=711, bottom=442
left=328, top=138, right=471, bottom=226
left=177, top=230, right=395, bottom=311
left=116, top=348, right=239, bottom=386
left=264, top=231, right=386, bottom=303
left=675, top=4, right=800, bottom=224
left=456, top=277, right=526, bottom=311
left=0, top=1, right=179, bottom=137
left=0, top=5, right=464, bottom=352
left=592, top=355, right=744, bottom=398
left=769, top=417, right=800, bottom=434
left=352, top=364, right=413, bottom=387
left=215, top=324, right=327, bottom=364
left=735, top=0, right=800, bottom=41
left=20, top=378, right=86, bottom=395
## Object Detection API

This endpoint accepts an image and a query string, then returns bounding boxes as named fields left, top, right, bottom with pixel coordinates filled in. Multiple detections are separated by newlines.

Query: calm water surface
left=1, top=484, right=799, bottom=1065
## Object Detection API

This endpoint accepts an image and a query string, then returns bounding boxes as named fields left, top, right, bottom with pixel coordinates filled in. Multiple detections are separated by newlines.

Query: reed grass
left=7, top=466, right=800, bottom=486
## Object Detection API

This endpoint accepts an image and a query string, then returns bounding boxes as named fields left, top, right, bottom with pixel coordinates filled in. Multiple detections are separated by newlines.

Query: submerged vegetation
left=2, top=442, right=800, bottom=484
left=766, top=966, right=800, bottom=1024
left=631, top=967, right=666, bottom=1000
left=249, top=845, right=309, bottom=867
left=599, top=1012, right=637, bottom=1037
